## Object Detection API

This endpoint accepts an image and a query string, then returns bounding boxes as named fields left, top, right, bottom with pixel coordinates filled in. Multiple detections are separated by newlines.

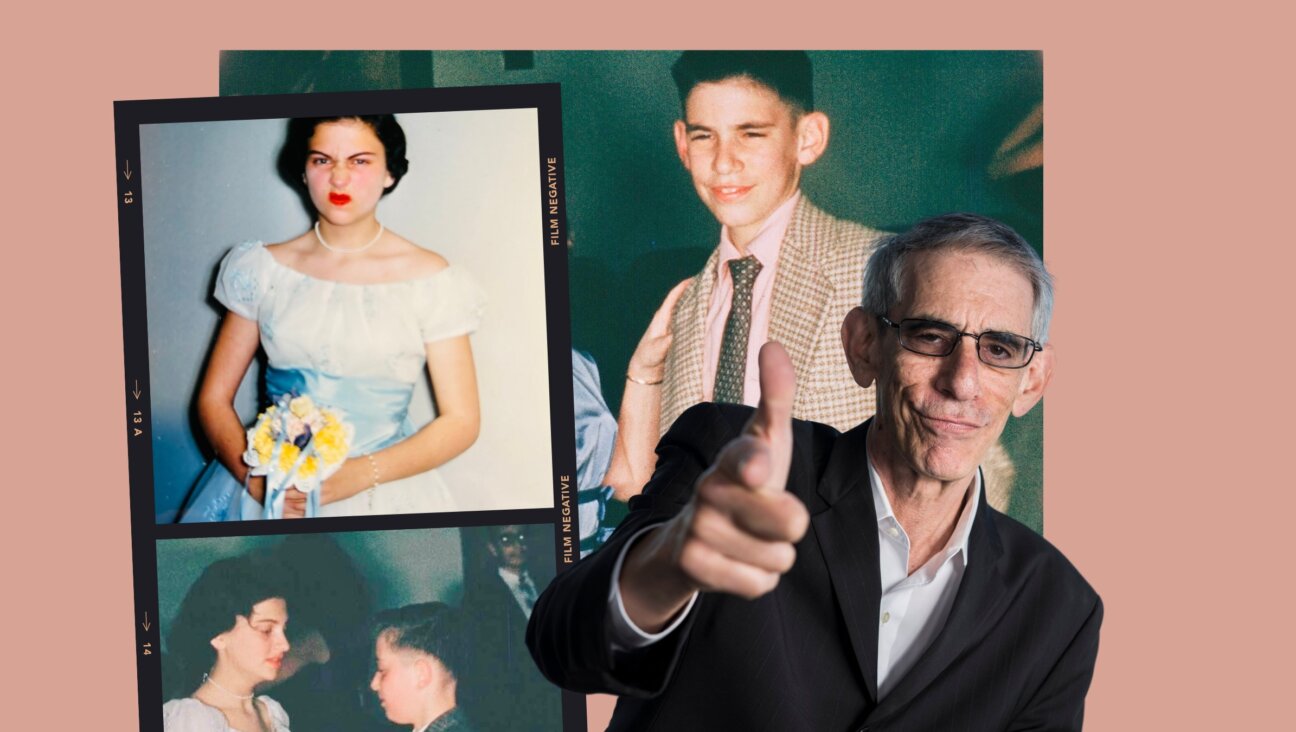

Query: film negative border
left=114, top=83, right=582, bottom=732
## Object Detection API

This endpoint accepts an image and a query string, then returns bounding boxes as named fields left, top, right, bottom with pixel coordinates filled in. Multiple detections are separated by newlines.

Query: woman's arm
left=317, top=334, right=481, bottom=506
left=196, top=312, right=264, bottom=500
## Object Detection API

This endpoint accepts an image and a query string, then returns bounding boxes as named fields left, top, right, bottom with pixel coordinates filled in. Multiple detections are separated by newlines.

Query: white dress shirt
left=870, top=460, right=979, bottom=698
left=608, top=455, right=980, bottom=700
left=498, top=566, right=538, bottom=618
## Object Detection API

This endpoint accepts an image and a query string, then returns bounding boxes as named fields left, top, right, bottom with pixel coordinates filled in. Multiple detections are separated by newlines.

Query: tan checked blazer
left=658, top=196, right=1016, bottom=509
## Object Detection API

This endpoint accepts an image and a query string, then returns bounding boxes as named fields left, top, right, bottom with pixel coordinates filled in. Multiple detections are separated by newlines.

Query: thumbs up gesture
left=619, top=343, right=811, bottom=632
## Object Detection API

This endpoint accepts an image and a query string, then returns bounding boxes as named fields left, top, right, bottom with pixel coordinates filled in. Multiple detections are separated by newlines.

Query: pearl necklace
left=202, top=672, right=255, bottom=700
left=314, top=221, right=384, bottom=254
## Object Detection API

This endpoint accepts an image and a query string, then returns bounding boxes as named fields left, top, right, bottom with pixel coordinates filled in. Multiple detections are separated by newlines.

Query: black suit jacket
left=528, top=404, right=1102, bottom=731
left=461, top=566, right=560, bottom=732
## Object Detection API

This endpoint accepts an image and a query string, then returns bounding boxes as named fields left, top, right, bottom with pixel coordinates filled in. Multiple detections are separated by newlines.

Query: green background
left=220, top=50, right=1045, bottom=530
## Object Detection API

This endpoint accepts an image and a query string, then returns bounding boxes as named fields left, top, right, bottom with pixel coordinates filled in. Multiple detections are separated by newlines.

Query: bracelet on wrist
left=626, top=372, right=663, bottom=386
left=365, top=453, right=382, bottom=490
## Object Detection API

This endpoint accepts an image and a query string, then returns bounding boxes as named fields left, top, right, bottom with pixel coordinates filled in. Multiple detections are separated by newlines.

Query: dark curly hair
left=277, top=114, right=410, bottom=196
left=371, top=602, right=465, bottom=681
left=165, top=553, right=290, bottom=697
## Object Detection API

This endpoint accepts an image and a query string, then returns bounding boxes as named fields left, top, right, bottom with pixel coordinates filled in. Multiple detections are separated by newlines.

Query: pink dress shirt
left=701, top=191, right=800, bottom=404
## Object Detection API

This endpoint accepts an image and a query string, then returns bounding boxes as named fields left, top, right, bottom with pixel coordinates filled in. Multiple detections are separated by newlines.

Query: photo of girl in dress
left=162, top=553, right=294, bottom=731
left=138, top=105, right=557, bottom=522
left=156, top=527, right=561, bottom=732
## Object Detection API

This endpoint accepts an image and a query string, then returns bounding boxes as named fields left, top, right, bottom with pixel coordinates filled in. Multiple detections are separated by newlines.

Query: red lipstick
left=328, top=192, right=351, bottom=206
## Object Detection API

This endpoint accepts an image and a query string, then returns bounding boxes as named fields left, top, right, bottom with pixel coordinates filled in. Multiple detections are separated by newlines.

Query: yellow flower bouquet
left=243, top=393, right=353, bottom=518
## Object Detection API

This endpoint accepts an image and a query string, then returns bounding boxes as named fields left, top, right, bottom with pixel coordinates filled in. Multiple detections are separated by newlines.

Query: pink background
left=6, top=2, right=1289, bottom=729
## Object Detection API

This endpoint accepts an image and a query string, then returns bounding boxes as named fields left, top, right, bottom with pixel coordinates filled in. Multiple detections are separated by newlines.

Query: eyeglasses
left=879, top=316, right=1042, bottom=369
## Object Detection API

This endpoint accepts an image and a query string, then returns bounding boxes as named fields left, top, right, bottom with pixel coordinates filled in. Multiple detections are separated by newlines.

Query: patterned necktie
left=517, top=571, right=537, bottom=616
left=714, top=255, right=764, bottom=404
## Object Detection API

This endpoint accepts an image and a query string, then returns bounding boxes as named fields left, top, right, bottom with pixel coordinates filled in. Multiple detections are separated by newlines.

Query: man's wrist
left=619, top=523, right=698, bottom=633
left=609, top=524, right=700, bottom=649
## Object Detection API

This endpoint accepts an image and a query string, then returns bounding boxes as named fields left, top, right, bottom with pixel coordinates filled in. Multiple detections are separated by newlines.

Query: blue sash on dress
left=177, top=366, right=415, bottom=523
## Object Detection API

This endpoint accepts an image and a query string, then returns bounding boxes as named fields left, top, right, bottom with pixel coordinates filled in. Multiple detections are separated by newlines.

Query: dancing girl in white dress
left=163, top=554, right=293, bottom=731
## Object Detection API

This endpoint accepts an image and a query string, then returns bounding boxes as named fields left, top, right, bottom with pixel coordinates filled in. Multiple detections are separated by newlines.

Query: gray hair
left=861, top=213, right=1054, bottom=343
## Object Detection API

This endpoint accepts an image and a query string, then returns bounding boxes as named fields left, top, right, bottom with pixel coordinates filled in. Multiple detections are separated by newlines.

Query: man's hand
left=619, top=342, right=810, bottom=632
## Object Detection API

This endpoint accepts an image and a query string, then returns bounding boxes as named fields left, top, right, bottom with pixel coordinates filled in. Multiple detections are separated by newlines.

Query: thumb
left=743, top=342, right=796, bottom=491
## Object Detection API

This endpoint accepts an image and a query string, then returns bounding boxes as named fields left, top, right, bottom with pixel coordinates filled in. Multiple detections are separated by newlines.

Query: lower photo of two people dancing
left=158, top=526, right=559, bottom=732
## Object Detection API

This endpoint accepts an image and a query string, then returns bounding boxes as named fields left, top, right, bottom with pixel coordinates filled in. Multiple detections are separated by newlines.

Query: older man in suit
left=529, top=213, right=1101, bottom=731
left=607, top=52, right=1016, bottom=510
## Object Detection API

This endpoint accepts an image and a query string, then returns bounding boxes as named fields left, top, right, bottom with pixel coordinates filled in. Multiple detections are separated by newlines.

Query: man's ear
left=842, top=307, right=880, bottom=389
left=1011, top=343, right=1055, bottom=417
left=795, top=111, right=830, bottom=167
left=673, top=119, right=691, bottom=170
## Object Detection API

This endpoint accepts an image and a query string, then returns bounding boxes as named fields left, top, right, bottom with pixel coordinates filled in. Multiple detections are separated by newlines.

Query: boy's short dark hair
left=671, top=51, right=814, bottom=115
left=372, top=602, right=464, bottom=679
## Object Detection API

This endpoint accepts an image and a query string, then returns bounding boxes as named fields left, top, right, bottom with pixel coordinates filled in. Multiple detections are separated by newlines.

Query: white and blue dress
left=178, top=241, right=484, bottom=522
